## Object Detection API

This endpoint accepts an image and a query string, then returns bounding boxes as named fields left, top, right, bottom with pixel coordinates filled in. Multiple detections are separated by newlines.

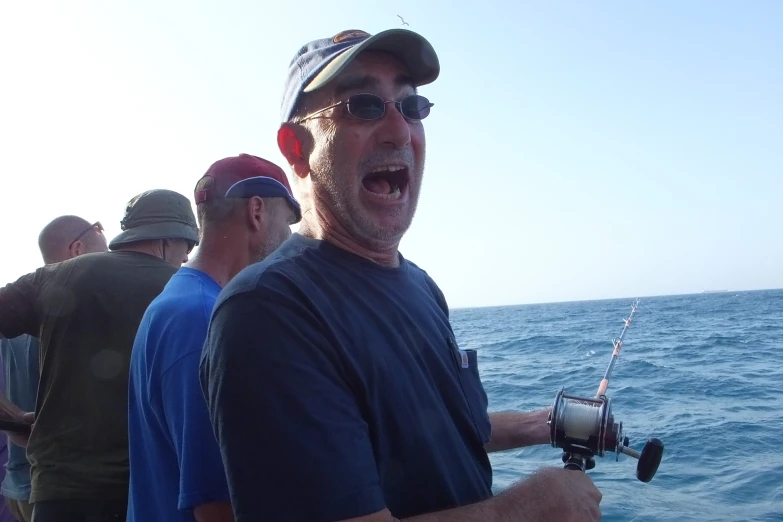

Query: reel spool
left=548, top=387, right=663, bottom=482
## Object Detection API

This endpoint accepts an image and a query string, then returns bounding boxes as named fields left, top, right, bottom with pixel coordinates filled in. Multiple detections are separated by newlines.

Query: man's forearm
left=398, top=476, right=552, bottom=522
left=484, top=409, right=551, bottom=453
left=401, top=488, right=522, bottom=522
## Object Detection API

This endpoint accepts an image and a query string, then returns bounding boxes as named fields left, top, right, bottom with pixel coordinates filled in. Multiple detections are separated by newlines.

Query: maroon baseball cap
left=194, top=154, right=301, bottom=222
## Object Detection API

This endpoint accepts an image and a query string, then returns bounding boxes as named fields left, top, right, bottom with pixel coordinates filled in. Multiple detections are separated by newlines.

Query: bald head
left=38, top=215, right=108, bottom=264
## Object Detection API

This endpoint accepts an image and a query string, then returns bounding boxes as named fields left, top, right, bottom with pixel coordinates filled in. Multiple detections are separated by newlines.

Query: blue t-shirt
left=127, top=267, right=230, bottom=522
left=199, top=234, right=493, bottom=522
left=0, top=334, right=39, bottom=501
left=0, top=349, right=18, bottom=522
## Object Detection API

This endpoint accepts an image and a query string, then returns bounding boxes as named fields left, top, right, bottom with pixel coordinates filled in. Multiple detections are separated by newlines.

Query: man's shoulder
left=402, top=255, right=442, bottom=287
left=402, top=257, right=450, bottom=315
left=37, top=253, right=174, bottom=311
left=133, top=271, right=220, bottom=371
left=55, top=251, right=175, bottom=279
left=143, top=269, right=219, bottom=324
left=216, top=235, right=320, bottom=305
left=403, top=257, right=435, bottom=283
left=157, top=268, right=219, bottom=301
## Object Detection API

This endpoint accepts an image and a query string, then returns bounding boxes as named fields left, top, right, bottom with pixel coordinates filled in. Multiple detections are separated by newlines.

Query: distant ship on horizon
left=701, top=289, right=729, bottom=293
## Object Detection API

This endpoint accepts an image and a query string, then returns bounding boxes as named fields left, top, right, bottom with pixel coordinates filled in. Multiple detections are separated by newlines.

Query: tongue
left=363, top=177, right=392, bottom=194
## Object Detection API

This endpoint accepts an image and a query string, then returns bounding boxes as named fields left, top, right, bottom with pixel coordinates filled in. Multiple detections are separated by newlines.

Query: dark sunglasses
left=69, top=221, right=104, bottom=249
left=301, top=93, right=434, bottom=122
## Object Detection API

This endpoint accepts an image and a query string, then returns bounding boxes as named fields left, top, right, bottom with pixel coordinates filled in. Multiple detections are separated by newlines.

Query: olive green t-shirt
left=0, top=251, right=177, bottom=502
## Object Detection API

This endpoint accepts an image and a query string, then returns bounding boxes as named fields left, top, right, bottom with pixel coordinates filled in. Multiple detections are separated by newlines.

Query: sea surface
left=450, top=289, right=783, bottom=522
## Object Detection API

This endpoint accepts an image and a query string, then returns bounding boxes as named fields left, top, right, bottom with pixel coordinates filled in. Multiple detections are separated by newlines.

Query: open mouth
left=361, top=165, right=410, bottom=201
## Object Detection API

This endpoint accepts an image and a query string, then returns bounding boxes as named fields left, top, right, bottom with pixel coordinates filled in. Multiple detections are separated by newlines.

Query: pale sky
left=1, top=1, right=781, bottom=309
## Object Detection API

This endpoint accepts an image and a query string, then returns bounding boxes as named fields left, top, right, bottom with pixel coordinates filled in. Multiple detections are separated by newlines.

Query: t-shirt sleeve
left=199, top=281, right=386, bottom=522
left=160, top=337, right=230, bottom=510
left=0, top=271, right=40, bottom=339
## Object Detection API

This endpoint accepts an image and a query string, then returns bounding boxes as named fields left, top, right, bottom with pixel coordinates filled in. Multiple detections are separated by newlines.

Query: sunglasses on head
left=300, top=93, right=434, bottom=122
left=69, top=221, right=103, bottom=249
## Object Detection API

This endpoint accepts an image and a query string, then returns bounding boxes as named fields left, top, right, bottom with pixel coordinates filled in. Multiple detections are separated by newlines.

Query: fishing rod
left=547, top=298, right=664, bottom=482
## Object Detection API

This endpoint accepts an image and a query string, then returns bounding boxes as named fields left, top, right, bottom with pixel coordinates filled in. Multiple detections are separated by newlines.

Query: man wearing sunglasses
left=0, top=215, right=108, bottom=522
left=39, top=216, right=108, bottom=264
left=200, top=29, right=602, bottom=522
left=127, top=154, right=300, bottom=522
left=0, top=189, right=198, bottom=522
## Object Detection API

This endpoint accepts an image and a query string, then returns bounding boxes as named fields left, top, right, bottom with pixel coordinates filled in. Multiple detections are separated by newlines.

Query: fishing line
left=560, top=402, right=601, bottom=441
left=638, top=300, right=664, bottom=320
left=547, top=298, right=664, bottom=483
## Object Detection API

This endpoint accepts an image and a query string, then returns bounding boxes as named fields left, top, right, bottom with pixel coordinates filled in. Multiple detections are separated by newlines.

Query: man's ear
left=247, top=196, right=266, bottom=231
left=69, top=240, right=82, bottom=258
left=278, top=123, right=311, bottom=179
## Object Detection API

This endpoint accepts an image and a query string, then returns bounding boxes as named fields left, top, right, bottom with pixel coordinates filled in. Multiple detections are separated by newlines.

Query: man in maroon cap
left=126, top=154, right=300, bottom=522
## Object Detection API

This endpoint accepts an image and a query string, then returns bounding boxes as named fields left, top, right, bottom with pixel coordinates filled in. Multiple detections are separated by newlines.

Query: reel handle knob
left=636, top=438, right=664, bottom=482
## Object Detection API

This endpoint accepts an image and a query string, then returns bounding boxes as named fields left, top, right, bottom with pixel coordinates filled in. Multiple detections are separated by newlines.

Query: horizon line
left=450, top=286, right=783, bottom=311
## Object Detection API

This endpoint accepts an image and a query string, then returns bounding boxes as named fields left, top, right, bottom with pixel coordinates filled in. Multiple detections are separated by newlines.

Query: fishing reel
left=548, top=387, right=664, bottom=483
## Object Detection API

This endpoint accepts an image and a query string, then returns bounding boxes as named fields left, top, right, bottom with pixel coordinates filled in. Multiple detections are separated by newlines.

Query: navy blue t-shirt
left=199, top=234, right=493, bottom=522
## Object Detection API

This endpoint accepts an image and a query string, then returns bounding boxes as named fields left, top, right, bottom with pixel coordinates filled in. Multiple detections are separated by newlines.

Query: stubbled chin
left=357, top=193, right=417, bottom=237
left=356, top=214, right=414, bottom=243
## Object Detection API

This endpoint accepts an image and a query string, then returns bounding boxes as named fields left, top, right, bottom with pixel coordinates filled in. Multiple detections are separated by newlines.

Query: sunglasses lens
left=345, top=94, right=433, bottom=121
left=348, top=94, right=386, bottom=120
left=400, top=95, right=432, bottom=120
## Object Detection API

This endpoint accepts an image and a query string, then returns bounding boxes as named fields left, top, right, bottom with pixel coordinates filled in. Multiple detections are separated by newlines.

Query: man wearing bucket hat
left=200, top=29, right=602, bottom=522
left=127, top=154, right=300, bottom=522
left=109, top=188, right=200, bottom=263
left=0, top=189, right=197, bottom=522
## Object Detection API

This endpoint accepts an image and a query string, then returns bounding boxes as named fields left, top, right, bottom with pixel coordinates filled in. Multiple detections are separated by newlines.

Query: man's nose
left=376, top=101, right=412, bottom=149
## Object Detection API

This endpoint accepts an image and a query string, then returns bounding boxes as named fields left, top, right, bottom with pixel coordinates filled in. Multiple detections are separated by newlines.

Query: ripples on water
left=451, top=289, right=783, bottom=521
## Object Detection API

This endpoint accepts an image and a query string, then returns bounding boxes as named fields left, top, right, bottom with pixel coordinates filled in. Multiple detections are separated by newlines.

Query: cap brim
left=303, top=29, right=440, bottom=94
left=109, top=222, right=200, bottom=250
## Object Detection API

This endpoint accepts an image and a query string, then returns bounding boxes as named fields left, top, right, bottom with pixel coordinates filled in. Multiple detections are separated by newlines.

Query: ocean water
left=451, top=289, right=783, bottom=522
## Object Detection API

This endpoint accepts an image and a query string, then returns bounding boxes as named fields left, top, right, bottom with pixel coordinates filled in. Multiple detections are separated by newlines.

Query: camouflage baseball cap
left=108, top=189, right=199, bottom=250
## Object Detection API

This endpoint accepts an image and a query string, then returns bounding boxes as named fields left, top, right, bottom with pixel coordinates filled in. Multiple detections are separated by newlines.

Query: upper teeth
left=370, top=165, right=405, bottom=173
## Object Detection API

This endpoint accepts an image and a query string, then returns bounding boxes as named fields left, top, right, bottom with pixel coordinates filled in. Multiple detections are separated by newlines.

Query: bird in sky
left=397, top=15, right=409, bottom=26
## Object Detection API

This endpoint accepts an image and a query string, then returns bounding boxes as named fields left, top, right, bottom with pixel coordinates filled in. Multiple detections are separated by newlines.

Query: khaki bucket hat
left=108, top=189, right=199, bottom=250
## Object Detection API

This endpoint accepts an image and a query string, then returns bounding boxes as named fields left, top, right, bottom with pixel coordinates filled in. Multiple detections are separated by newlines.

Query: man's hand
left=514, top=467, right=603, bottom=522
left=6, top=412, right=34, bottom=448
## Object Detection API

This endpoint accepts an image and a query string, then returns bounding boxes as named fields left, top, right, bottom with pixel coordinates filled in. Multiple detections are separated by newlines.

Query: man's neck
left=298, top=209, right=401, bottom=268
left=186, top=235, right=251, bottom=288
left=113, top=242, right=164, bottom=260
